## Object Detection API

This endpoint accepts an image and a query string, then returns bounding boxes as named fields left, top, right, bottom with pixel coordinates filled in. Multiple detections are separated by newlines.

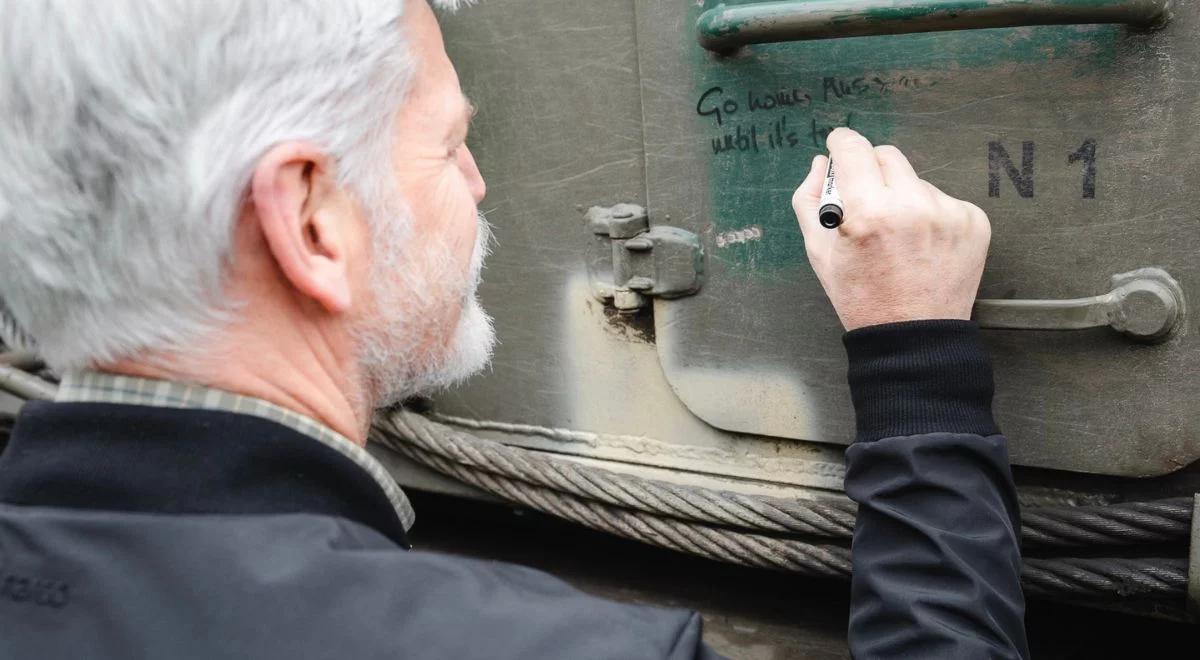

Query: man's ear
left=250, top=142, right=354, bottom=314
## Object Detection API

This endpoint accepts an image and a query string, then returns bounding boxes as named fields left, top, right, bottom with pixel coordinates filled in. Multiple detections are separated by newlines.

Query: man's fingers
left=792, top=155, right=826, bottom=229
left=793, top=155, right=833, bottom=252
left=875, top=145, right=920, bottom=189
left=826, top=128, right=884, bottom=200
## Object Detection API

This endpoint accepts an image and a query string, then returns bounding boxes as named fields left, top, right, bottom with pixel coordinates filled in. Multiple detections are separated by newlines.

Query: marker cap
left=819, top=204, right=843, bottom=229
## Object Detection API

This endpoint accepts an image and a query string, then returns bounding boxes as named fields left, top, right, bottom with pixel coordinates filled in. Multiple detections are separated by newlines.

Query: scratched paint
left=692, top=0, right=1121, bottom=273
left=715, top=225, right=764, bottom=248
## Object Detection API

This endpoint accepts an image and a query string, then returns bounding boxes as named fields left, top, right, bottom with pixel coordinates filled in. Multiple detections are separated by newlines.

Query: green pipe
left=697, top=0, right=1171, bottom=51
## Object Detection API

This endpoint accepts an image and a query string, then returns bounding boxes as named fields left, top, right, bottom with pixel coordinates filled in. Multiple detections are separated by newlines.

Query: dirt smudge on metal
left=600, top=302, right=657, bottom=344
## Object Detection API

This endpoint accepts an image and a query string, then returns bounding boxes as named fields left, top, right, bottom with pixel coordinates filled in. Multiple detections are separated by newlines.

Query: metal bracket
left=584, top=204, right=704, bottom=312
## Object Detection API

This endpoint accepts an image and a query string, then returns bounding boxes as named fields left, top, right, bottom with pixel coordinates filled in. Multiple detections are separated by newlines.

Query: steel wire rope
left=378, top=409, right=1195, bottom=549
left=372, top=415, right=1189, bottom=602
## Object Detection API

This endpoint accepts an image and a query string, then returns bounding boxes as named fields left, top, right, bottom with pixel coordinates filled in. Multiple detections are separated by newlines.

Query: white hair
left=0, top=0, right=465, bottom=369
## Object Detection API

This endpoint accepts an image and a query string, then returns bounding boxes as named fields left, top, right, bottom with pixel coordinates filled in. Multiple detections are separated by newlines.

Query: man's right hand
left=792, top=128, right=992, bottom=331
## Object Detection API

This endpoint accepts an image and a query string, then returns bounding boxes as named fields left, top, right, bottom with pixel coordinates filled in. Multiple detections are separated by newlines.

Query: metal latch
left=584, top=203, right=704, bottom=312
left=973, top=268, right=1187, bottom=343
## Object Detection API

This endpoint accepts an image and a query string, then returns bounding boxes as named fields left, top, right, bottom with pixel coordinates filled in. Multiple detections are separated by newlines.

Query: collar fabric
left=49, top=370, right=414, bottom=533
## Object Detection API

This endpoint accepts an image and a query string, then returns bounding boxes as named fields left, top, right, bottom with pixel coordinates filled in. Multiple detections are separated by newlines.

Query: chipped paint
left=715, top=225, right=764, bottom=248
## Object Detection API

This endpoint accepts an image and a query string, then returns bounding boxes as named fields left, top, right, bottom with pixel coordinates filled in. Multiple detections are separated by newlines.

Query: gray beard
left=354, top=210, right=496, bottom=410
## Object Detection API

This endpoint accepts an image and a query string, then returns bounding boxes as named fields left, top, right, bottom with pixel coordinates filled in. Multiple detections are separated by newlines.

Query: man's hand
left=793, top=128, right=991, bottom=331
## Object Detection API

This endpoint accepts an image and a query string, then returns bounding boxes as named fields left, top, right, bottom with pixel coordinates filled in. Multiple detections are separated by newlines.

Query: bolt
left=1116, top=285, right=1177, bottom=342
left=613, top=290, right=646, bottom=311
left=624, top=237, right=653, bottom=252
left=626, top=276, right=654, bottom=291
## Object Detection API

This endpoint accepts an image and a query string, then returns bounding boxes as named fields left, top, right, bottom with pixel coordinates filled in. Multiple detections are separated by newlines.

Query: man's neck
left=101, top=333, right=373, bottom=446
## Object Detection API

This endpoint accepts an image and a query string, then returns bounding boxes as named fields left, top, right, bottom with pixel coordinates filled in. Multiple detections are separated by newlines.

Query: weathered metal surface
left=434, top=1, right=853, bottom=494
left=697, top=0, right=1171, bottom=51
left=433, top=0, right=1200, bottom=485
left=635, top=0, right=1200, bottom=476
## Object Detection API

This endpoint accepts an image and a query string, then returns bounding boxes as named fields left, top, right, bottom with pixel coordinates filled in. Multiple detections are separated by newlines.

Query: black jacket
left=0, top=320, right=1027, bottom=658
left=842, top=321, right=1029, bottom=658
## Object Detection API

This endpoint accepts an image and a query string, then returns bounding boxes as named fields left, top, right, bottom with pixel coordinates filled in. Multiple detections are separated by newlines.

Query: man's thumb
left=793, top=155, right=829, bottom=240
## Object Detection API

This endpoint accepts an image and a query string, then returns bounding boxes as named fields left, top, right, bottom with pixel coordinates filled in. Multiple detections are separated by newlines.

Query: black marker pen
left=818, top=159, right=843, bottom=229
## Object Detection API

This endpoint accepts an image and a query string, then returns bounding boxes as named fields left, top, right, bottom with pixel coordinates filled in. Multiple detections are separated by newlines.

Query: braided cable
left=0, top=362, right=58, bottom=401
left=379, top=410, right=858, bottom=538
left=383, top=409, right=1196, bottom=549
left=375, top=427, right=853, bottom=576
left=1020, top=498, right=1193, bottom=547
left=377, top=419, right=1189, bottom=602
left=1020, top=557, right=1188, bottom=599
left=0, top=301, right=36, bottom=353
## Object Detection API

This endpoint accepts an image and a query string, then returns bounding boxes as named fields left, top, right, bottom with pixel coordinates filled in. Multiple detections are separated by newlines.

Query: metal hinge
left=584, top=203, right=704, bottom=312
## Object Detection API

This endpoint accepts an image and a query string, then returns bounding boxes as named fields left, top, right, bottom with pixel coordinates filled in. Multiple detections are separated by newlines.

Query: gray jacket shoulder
left=0, top=505, right=718, bottom=660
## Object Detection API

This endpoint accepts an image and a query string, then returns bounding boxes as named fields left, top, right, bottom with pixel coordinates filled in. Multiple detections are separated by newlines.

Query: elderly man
left=0, top=1, right=1026, bottom=658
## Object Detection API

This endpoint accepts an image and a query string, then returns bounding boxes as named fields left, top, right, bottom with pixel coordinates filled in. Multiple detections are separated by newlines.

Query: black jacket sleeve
left=841, top=320, right=1030, bottom=659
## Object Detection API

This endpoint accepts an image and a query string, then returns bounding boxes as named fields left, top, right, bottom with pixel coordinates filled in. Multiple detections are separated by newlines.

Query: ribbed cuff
left=843, top=320, right=998, bottom=443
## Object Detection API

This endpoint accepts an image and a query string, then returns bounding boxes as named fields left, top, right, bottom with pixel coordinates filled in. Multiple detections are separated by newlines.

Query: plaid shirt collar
left=55, top=370, right=414, bottom=532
